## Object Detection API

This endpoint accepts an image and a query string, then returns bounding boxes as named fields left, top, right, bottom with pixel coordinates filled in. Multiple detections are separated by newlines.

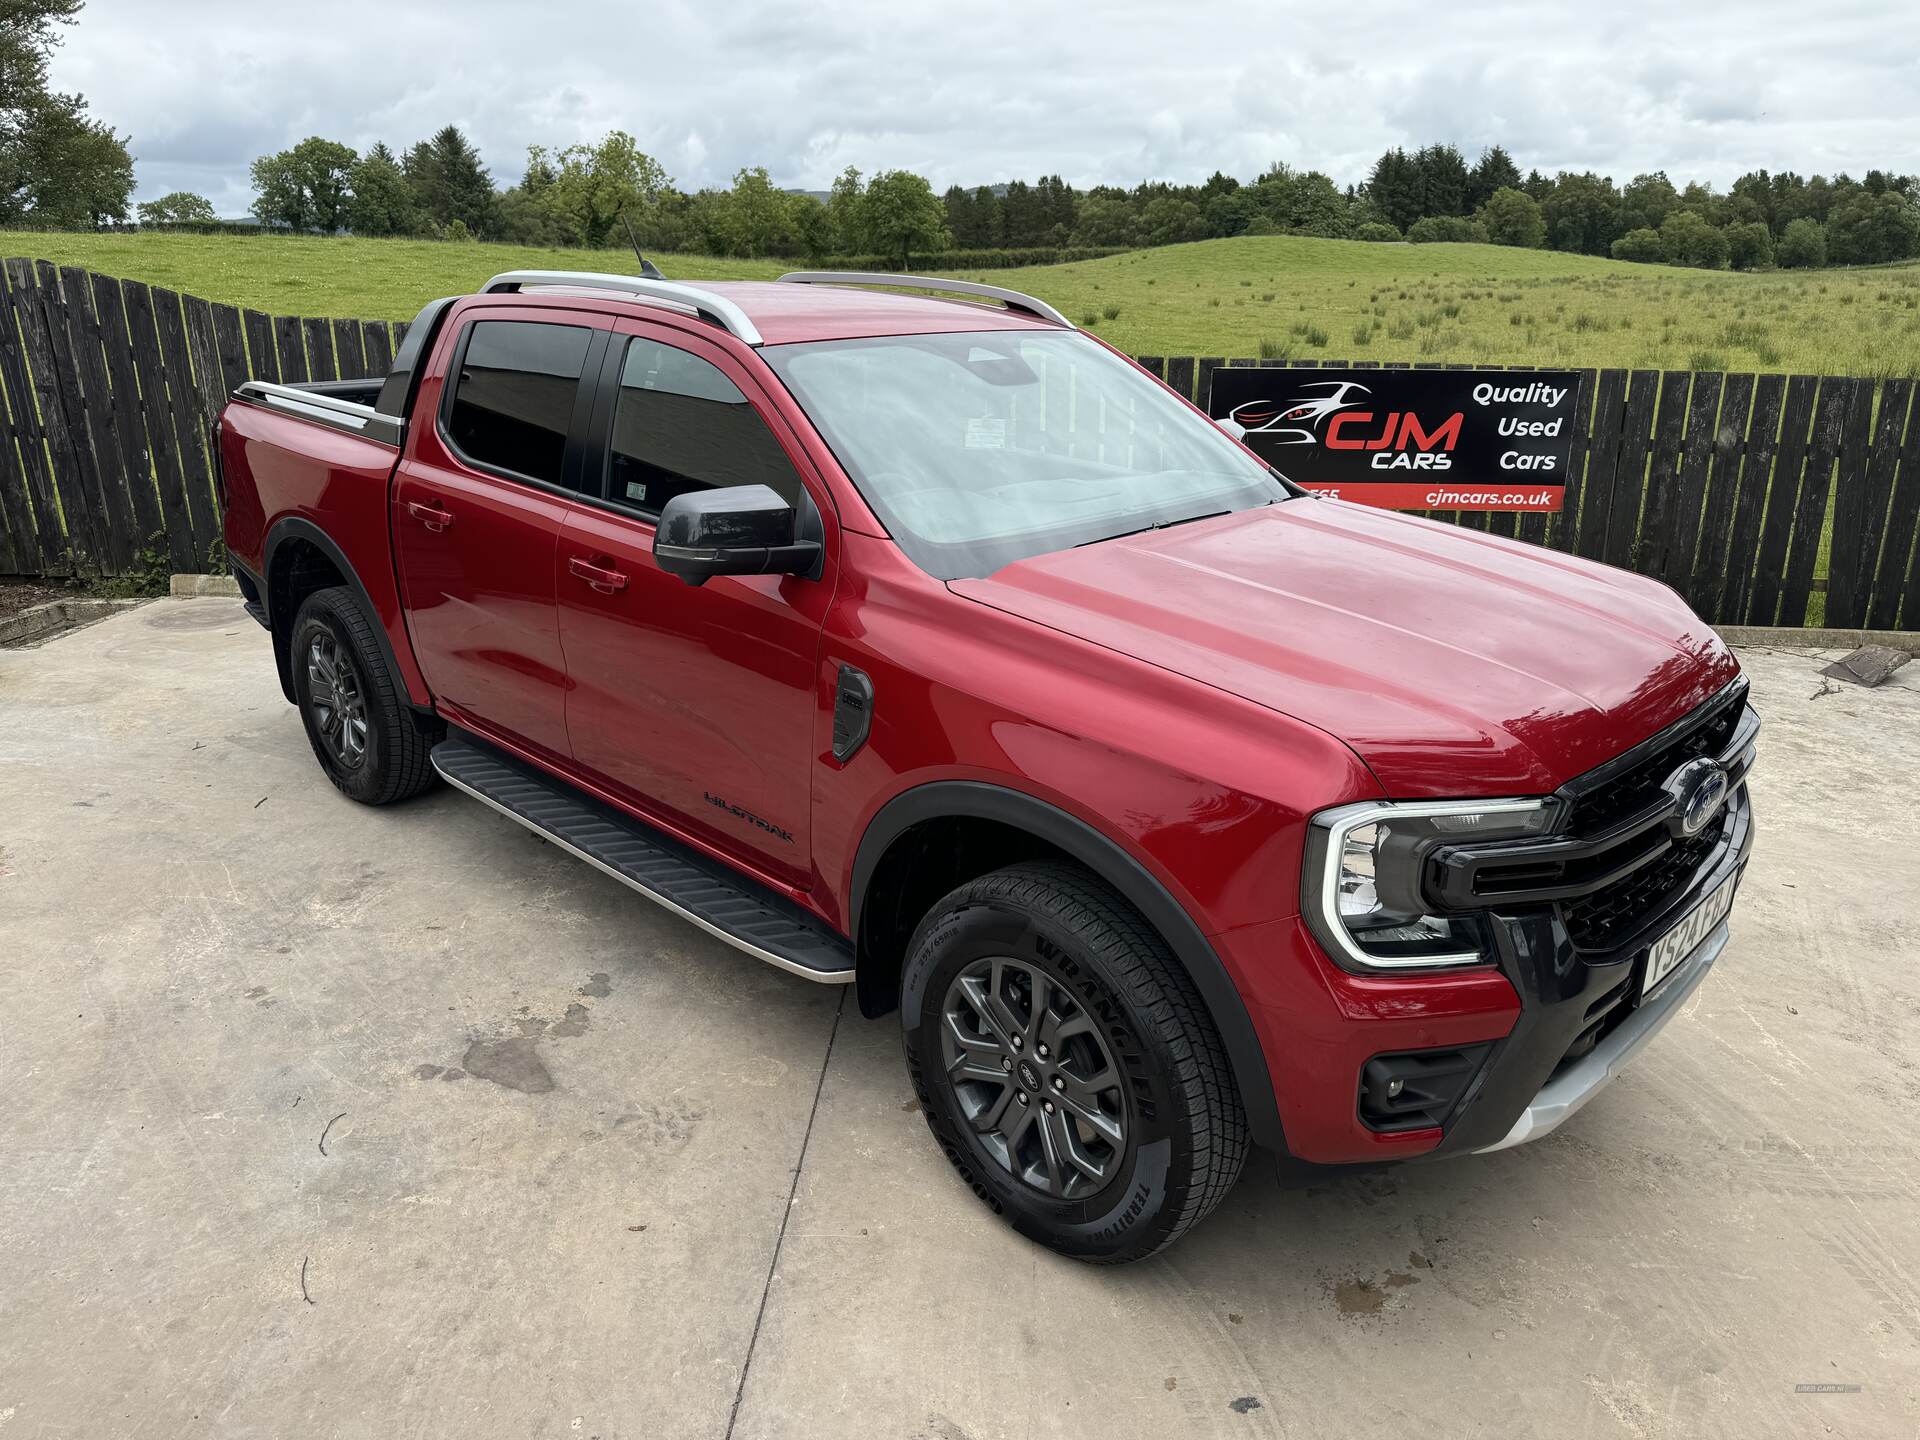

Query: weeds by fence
left=2, top=261, right=1916, bottom=628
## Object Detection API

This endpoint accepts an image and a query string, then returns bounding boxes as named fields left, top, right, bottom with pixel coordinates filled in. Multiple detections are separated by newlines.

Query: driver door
left=555, top=322, right=838, bottom=891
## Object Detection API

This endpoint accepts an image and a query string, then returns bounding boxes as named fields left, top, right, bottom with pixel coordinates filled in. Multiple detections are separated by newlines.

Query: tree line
left=1359, top=143, right=1920, bottom=270
left=6, top=2, right=1915, bottom=275
left=245, top=129, right=953, bottom=267
left=237, top=128, right=1920, bottom=273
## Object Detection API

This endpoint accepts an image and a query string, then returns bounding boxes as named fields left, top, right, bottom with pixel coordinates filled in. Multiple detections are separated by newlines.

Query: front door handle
left=568, top=555, right=630, bottom=594
left=406, top=500, right=455, bottom=532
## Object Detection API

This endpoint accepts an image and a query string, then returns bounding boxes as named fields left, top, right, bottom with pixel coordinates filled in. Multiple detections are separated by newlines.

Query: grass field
left=5, top=229, right=1920, bottom=375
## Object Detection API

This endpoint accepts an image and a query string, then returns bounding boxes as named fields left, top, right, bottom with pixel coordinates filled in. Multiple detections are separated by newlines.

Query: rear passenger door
left=555, top=321, right=837, bottom=891
left=393, top=309, right=609, bottom=760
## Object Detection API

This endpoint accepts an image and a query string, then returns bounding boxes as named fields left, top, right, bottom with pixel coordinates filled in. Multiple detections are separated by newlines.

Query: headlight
left=1304, top=798, right=1552, bottom=972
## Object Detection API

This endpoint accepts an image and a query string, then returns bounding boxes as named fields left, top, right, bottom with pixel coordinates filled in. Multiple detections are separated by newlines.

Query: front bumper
left=1212, top=694, right=1754, bottom=1167
left=1420, top=777, right=1751, bottom=1157
left=1472, top=916, right=1726, bottom=1153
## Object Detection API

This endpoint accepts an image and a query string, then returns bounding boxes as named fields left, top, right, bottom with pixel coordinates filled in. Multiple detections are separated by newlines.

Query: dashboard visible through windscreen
left=763, top=329, right=1293, bottom=579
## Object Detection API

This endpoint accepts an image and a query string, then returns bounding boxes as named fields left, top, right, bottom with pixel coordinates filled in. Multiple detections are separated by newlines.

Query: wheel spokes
left=1053, top=1080, right=1124, bottom=1147
left=1038, top=1006, right=1094, bottom=1054
left=1053, top=1107, right=1114, bottom=1183
left=949, top=1052, right=1011, bottom=1088
left=958, top=973, right=1019, bottom=1052
left=305, top=633, right=368, bottom=770
left=1033, top=1103, right=1069, bottom=1191
left=939, top=954, right=1128, bottom=1201
left=986, top=959, right=1030, bottom=1045
left=999, top=1093, right=1036, bottom=1150
left=970, top=1081, right=1018, bottom=1135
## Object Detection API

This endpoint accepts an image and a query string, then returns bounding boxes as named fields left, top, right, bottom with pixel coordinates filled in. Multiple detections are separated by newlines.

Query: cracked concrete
left=2, top=599, right=1916, bottom=1438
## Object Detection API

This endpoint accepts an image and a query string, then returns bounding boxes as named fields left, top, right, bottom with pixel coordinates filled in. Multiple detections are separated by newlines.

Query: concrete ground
left=2, top=599, right=1917, bottom=1440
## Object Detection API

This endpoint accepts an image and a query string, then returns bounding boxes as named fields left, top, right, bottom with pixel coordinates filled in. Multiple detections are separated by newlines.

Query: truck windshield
left=763, top=329, right=1294, bottom=579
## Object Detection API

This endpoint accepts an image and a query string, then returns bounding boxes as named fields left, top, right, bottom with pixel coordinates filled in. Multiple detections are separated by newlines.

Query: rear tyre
left=901, top=860, right=1248, bottom=1263
left=289, top=586, right=437, bottom=806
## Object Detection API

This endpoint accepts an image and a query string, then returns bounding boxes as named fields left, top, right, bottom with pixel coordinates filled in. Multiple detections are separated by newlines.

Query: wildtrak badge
left=1210, top=367, right=1581, bottom=512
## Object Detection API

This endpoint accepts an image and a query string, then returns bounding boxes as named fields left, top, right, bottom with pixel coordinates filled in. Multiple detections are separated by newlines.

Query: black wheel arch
left=262, top=517, right=411, bottom=708
left=850, top=780, right=1288, bottom=1153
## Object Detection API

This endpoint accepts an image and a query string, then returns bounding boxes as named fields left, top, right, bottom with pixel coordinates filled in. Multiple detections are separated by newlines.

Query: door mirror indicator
left=653, top=485, right=822, bottom=587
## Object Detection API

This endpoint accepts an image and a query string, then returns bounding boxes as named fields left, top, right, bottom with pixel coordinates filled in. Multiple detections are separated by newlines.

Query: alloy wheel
left=939, top=956, right=1128, bottom=1200
left=306, top=632, right=369, bottom=770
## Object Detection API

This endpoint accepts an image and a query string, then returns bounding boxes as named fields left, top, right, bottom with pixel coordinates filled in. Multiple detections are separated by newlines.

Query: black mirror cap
left=654, top=484, right=821, bottom=587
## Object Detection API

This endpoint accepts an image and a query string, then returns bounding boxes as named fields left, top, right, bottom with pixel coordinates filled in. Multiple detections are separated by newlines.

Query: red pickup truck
left=218, top=268, right=1756, bottom=1262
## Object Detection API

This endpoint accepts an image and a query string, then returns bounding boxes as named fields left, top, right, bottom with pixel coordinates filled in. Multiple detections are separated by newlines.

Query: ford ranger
left=216, top=268, right=1756, bottom=1263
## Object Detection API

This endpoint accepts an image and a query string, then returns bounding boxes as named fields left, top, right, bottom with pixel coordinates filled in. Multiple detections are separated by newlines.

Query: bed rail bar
left=232, top=380, right=405, bottom=447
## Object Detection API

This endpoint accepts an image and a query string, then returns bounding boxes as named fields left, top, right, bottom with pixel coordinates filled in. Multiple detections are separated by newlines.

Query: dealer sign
left=1208, top=367, right=1581, bottom=512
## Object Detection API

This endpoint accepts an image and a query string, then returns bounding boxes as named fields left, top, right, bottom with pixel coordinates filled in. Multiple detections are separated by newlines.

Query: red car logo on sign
left=1227, top=381, right=1370, bottom=445
left=1228, top=382, right=1462, bottom=469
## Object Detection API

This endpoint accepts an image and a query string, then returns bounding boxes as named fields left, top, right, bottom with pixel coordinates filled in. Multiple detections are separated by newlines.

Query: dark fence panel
left=0, top=261, right=1916, bottom=629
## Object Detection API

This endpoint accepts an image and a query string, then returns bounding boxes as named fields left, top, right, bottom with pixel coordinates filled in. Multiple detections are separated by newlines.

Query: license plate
left=1642, top=876, right=1735, bottom=997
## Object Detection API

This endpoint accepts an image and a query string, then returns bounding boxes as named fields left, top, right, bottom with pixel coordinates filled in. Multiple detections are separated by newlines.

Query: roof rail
left=482, top=270, right=763, bottom=346
left=776, top=271, right=1073, bottom=329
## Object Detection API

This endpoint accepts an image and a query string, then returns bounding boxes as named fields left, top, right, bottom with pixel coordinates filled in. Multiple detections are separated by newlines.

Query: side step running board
left=431, top=735, right=855, bottom=984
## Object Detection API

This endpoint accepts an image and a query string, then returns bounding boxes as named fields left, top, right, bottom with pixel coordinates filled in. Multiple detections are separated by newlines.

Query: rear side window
left=445, top=321, right=593, bottom=486
left=606, top=339, right=803, bottom=516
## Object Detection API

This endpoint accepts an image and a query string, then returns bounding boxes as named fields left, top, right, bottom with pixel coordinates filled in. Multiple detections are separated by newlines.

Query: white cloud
left=52, top=0, right=1920, bottom=214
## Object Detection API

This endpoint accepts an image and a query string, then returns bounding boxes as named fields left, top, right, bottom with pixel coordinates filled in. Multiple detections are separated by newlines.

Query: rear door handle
left=406, top=500, right=454, bottom=532
left=568, top=555, right=630, bottom=594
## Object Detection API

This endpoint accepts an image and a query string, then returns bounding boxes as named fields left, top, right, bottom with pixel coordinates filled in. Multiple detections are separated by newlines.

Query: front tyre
left=289, top=586, right=437, bottom=806
left=902, top=861, right=1248, bottom=1263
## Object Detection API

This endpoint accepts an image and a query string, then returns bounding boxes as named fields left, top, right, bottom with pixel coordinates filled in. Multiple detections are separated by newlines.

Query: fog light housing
left=1359, top=1045, right=1493, bottom=1131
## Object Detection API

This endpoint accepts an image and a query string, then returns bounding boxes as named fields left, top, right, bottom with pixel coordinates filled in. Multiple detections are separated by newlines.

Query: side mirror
left=653, top=484, right=821, bottom=587
left=1214, top=415, right=1247, bottom=440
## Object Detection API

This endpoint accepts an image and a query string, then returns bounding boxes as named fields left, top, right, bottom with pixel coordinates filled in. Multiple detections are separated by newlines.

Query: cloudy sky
left=52, top=0, right=1920, bottom=215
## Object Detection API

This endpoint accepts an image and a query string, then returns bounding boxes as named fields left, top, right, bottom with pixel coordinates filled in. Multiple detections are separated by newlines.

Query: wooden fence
left=0, top=260, right=407, bottom=581
left=1, top=261, right=1916, bottom=629
left=1136, top=355, right=1918, bottom=630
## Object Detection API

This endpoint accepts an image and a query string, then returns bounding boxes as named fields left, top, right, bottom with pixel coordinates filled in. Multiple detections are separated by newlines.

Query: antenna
left=621, top=212, right=665, bottom=279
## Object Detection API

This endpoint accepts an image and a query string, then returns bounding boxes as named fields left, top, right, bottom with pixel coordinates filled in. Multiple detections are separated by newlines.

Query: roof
left=491, top=278, right=1062, bottom=347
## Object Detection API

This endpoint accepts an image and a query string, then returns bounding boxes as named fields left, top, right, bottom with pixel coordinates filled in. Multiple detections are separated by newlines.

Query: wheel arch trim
left=849, top=780, right=1288, bottom=1152
left=262, top=516, right=412, bottom=707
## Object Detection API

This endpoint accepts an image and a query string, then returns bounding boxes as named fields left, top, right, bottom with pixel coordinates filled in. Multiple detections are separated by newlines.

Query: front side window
left=607, top=339, right=803, bottom=517
left=763, top=329, right=1294, bottom=579
left=444, top=320, right=593, bottom=486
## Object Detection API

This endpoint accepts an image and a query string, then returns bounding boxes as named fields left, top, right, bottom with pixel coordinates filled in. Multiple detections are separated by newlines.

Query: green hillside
left=970, top=237, right=1920, bottom=375
left=5, top=230, right=1917, bottom=375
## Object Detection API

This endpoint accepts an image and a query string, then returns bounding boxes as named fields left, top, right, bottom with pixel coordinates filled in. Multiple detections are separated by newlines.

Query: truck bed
left=231, top=377, right=403, bottom=445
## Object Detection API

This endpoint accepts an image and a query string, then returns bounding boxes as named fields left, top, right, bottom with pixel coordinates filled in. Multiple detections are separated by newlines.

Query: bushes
left=1406, top=215, right=1486, bottom=244
left=1354, top=221, right=1403, bottom=242
left=1726, top=221, right=1774, bottom=271
left=1611, top=227, right=1665, bottom=263
left=1659, top=209, right=1729, bottom=269
left=1825, top=192, right=1920, bottom=266
left=1600, top=194, right=1917, bottom=274
left=1478, top=187, right=1545, bottom=248
left=1777, top=217, right=1827, bottom=269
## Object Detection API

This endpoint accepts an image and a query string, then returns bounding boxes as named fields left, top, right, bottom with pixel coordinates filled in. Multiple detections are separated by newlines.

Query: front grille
left=1568, top=688, right=1744, bottom=834
left=1560, top=811, right=1725, bottom=951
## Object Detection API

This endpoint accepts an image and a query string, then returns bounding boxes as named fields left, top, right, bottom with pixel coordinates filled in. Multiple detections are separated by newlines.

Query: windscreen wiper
left=1076, top=510, right=1232, bottom=548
